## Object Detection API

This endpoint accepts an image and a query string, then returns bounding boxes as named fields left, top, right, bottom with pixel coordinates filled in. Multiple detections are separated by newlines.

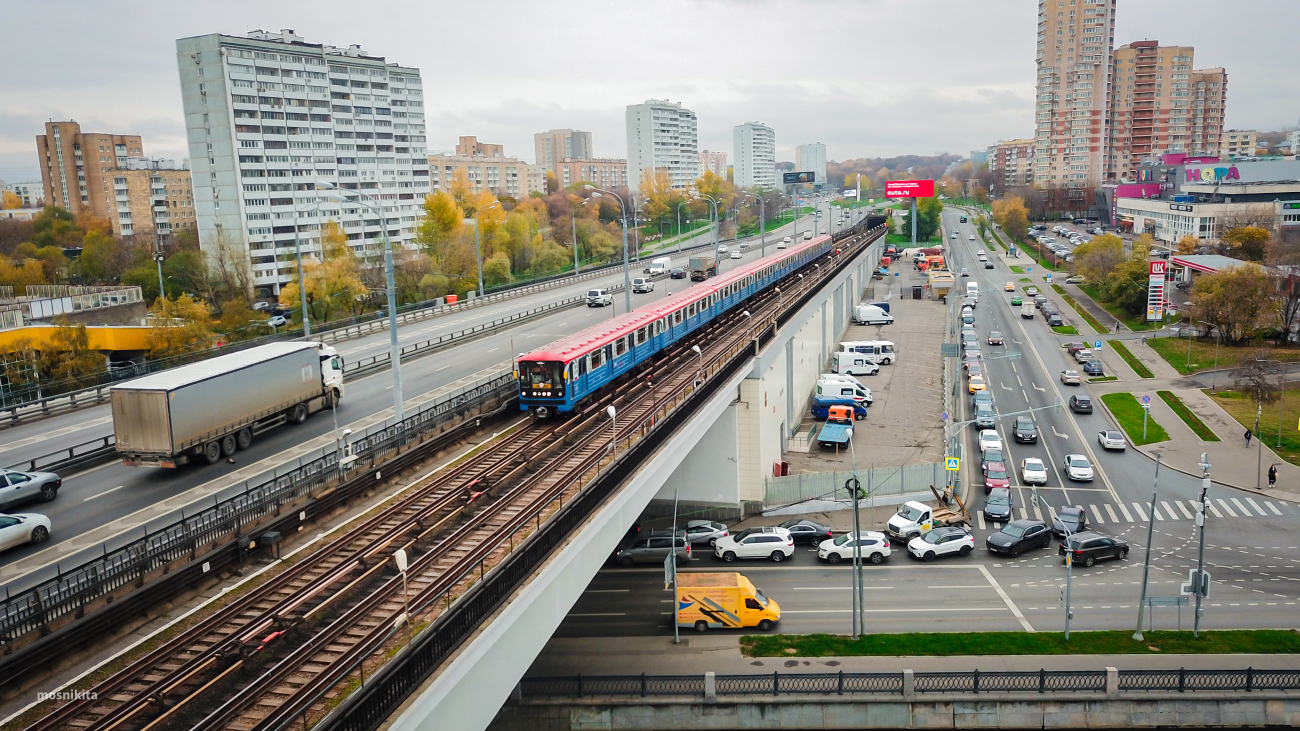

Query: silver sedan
left=1098, top=430, right=1127, bottom=450
left=1060, top=369, right=1081, bottom=385
left=0, top=470, right=62, bottom=509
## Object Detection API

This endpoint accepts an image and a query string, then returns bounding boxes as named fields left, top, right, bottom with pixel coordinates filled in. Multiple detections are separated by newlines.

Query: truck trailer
left=689, top=256, right=717, bottom=281
left=112, top=342, right=345, bottom=468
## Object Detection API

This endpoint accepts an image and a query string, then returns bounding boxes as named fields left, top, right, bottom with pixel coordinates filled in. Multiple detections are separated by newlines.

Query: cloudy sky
left=2, top=0, right=1297, bottom=183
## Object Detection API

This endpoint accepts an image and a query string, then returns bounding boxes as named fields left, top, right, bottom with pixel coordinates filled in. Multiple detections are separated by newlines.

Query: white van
left=816, top=379, right=874, bottom=406
left=853, top=304, right=893, bottom=325
left=778, top=237, right=791, bottom=249
left=645, top=256, right=672, bottom=278
left=837, top=341, right=895, bottom=365
left=830, top=352, right=881, bottom=376
left=631, top=277, right=654, bottom=293
left=820, top=372, right=868, bottom=390
left=966, top=282, right=980, bottom=300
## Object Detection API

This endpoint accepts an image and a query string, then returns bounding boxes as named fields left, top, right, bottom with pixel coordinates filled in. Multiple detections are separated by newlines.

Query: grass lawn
left=1050, top=284, right=1107, bottom=335
left=1089, top=376, right=1119, bottom=383
left=1009, top=265, right=1025, bottom=273
left=1146, top=336, right=1300, bottom=375
left=742, top=630, right=1300, bottom=657
left=1078, top=284, right=1161, bottom=332
left=1158, top=391, right=1220, bottom=441
left=1209, top=387, right=1300, bottom=466
left=1111, top=340, right=1154, bottom=378
left=1100, top=392, right=1170, bottom=445
left=886, top=232, right=941, bottom=245
left=1052, top=325, right=1078, bottom=335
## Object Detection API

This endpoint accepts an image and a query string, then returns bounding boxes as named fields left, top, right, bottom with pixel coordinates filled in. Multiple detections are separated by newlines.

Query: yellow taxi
left=1004, top=282, right=1015, bottom=292
left=968, top=375, right=987, bottom=393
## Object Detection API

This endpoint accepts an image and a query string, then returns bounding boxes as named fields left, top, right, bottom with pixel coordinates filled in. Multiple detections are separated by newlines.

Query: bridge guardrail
left=4, top=435, right=115, bottom=474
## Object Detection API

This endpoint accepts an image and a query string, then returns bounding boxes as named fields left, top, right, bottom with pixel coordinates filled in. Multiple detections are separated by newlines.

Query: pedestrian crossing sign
left=945, top=457, right=960, bottom=471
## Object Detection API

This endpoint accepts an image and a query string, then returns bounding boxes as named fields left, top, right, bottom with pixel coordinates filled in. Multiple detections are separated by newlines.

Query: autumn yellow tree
left=47, top=317, right=104, bottom=386
left=1177, top=234, right=1199, bottom=254
left=991, top=196, right=1029, bottom=241
left=416, top=191, right=465, bottom=257
left=1222, top=225, right=1271, bottom=261
left=147, top=294, right=213, bottom=358
left=279, top=220, right=368, bottom=324
left=1, top=191, right=21, bottom=209
left=0, top=259, right=47, bottom=286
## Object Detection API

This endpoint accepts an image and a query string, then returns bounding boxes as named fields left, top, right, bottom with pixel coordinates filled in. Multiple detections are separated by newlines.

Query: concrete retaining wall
left=492, top=694, right=1300, bottom=729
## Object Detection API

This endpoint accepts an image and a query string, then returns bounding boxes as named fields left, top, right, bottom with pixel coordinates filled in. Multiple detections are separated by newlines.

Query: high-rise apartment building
left=1034, top=0, right=1116, bottom=188
left=698, top=150, right=729, bottom=179
left=626, top=99, right=698, bottom=191
left=176, top=29, right=428, bottom=292
left=987, top=138, right=1038, bottom=191
left=1220, top=129, right=1258, bottom=160
left=1106, top=41, right=1226, bottom=181
left=733, top=122, right=775, bottom=189
left=794, top=143, right=827, bottom=185
left=4, top=182, right=43, bottom=208
left=110, top=158, right=196, bottom=243
left=534, top=129, right=593, bottom=176
left=36, top=121, right=144, bottom=219
left=554, top=158, right=627, bottom=191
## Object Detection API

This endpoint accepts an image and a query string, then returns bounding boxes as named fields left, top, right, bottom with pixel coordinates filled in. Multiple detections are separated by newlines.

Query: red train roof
left=520, top=234, right=832, bottom=363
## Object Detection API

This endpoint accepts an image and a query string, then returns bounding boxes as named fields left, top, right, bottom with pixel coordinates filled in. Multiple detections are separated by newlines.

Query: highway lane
left=0, top=207, right=878, bottom=586
left=0, top=209, right=847, bottom=467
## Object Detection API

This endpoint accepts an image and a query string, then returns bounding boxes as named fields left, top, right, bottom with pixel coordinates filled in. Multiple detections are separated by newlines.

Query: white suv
left=714, top=527, right=795, bottom=562
left=631, top=277, right=653, bottom=293
left=586, top=288, right=613, bottom=307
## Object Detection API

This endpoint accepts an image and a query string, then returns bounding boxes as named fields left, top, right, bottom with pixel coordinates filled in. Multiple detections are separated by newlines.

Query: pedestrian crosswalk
left=974, top=497, right=1296, bottom=530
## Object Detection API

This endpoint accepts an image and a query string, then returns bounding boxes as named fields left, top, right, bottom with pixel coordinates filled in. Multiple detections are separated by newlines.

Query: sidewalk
left=527, top=636, right=1300, bottom=677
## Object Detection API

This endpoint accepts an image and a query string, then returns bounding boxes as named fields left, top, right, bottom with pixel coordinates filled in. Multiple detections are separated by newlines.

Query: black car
left=980, top=448, right=1005, bottom=473
left=984, top=260, right=994, bottom=269
left=1059, top=531, right=1129, bottom=567
left=983, top=487, right=1013, bottom=522
left=985, top=519, right=1052, bottom=557
left=778, top=518, right=833, bottom=545
left=1052, top=506, right=1088, bottom=538
left=963, top=296, right=978, bottom=310
left=1013, top=416, right=1038, bottom=443
left=1082, top=360, right=1105, bottom=376
left=1047, top=314, right=1065, bottom=327
left=1069, top=395, right=1093, bottom=413
left=670, top=267, right=688, bottom=279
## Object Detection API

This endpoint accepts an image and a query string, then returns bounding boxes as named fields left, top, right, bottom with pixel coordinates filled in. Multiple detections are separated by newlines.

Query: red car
left=987, top=331, right=1004, bottom=346
left=982, top=462, right=1011, bottom=493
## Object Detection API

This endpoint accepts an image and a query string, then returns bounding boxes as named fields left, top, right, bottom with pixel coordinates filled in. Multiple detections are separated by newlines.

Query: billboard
left=783, top=171, right=816, bottom=185
left=884, top=180, right=936, bottom=198
left=1146, top=260, right=1167, bottom=321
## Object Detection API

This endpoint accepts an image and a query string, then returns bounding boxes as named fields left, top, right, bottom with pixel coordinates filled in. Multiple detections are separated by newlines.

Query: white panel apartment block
left=734, top=122, right=776, bottom=189
left=795, top=143, right=827, bottom=185
left=176, top=30, right=428, bottom=292
left=626, top=99, right=699, bottom=191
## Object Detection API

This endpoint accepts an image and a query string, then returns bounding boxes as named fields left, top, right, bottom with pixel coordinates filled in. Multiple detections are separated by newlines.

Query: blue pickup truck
left=811, top=396, right=867, bottom=421
left=817, top=404, right=857, bottom=449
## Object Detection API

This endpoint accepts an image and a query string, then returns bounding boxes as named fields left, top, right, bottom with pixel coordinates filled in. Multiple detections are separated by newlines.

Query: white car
left=717, top=244, right=729, bottom=254
left=713, top=527, right=795, bottom=562
left=631, top=277, right=654, bottom=293
left=586, top=288, right=613, bottom=307
left=730, top=250, right=742, bottom=259
left=1098, top=430, right=1127, bottom=450
left=778, top=237, right=790, bottom=249
left=1021, top=458, right=1048, bottom=486
left=951, top=232, right=958, bottom=239
left=266, top=315, right=288, bottom=328
left=977, top=429, right=1003, bottom=454
left=1063, top=454, right=1095, bottom=481
left=817, top=531, right=891, bottom=564
left=0, top=513, right=51, bottom=551
left=907, top=527, right=975, bottom=561
left=968, top=235, right=976, bottom=241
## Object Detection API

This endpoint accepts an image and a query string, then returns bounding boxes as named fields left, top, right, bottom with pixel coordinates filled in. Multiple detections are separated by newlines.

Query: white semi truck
left=112, top=342, right=345, bottom=468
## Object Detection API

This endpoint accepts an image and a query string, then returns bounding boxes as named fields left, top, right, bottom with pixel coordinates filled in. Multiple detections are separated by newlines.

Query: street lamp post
left=1193, top=453, right=1212, bottom=636
left=1132, top=456, right=1161, bottom=641
left=606, top=405, right=617, bottom=458
left=741, top=191, right=766, bottom=257
left=393, top=549, right=412, bottom=647
left=585, top=186, right=632, bottom=311
left=694, top=193, right=721, bottom=267
left=292, top=229, right=311, bottom=337
left=471, top=201, right=500, bottom=298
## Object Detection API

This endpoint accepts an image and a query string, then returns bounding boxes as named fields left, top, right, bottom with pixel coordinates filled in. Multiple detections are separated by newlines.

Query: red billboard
left=884, top=179, right=935, bottom=198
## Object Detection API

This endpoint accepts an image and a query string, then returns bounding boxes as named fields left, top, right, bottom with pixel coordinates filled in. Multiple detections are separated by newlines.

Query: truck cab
left=887, top=500, right=937, bottom=542
left=317, top=344, right=345, bottom=405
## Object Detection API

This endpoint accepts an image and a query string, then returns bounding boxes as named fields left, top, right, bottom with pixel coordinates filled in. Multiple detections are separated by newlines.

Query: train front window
left=526, top=361, right=562, bottom=388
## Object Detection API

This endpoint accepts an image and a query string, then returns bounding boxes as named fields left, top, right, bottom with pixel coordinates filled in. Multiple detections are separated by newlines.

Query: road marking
left=1022, top=390, right=1029, bottom=401
left=1046, top=503, right=1058, bottom=521
left=783, top=607, right=1008, bottom=614
left=1206, top=502, right=1224, bottom=518
left=1104, top=504, right=1120, bottom=523
left=1161, top=501, right=1180, bottom=520
left=1117, top=502, right=1134, bottom=522
left=1266, top=502, right=1284, bottom=516
left=793, top=586, right=893, bottom=590
left=1033, top=505, right=1043, bottom=521
left=434, top=365, right=451, bottom=372
left=1088, top=504, right=1104, bottom=523
left=0, top=415, right=115, bottom=452
left=1152, top=504, right=1166, bottom=521
left=1051, top=425, right=1069, bottom=440
left=1011, top=362, right=1018, bottom=373
left=927, top=585, right=989, bottom=589
left=568, top=613, right=626, bottom=617
left=1131, top=502, right=1149, bottom=522
left=1217, top=499, right=1239, bottom=517
left=83, top=485, right=125, bottom=502
left=1032, top=382, right=1045, bottom=392
left=977, top=514, right=986, bottom=530
left=978, top=564, right=1035, bottom=632
left=584, top=589, right=630, bottom=593
left=1001, top=383, right=1013, bottom=391
left=1231, top=498, right=1251, bottom=516
left=1176, top=500, right=1196, bottom=520
left=1016, top=375, right=1023, bottom=386
left=1245, top=498, right=1268, bottom=516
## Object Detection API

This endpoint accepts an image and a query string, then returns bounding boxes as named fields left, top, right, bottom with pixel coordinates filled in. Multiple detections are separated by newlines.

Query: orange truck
left=676, top=572, right=781, bottom=632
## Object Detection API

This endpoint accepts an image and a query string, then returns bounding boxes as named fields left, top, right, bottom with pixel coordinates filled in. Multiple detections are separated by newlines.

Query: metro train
left=515, top=230, right=855, bottom=417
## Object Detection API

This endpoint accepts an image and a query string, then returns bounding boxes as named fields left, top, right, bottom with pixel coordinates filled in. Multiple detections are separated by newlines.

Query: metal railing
left=0, top=367, right=514, bottom=655
left=518, top=668, right=1299, bottom=699
left=4, top=435, right=115, bottom=473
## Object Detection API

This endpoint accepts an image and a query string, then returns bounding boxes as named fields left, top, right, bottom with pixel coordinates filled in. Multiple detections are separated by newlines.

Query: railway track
left=24, top=225, right=883, bottom=731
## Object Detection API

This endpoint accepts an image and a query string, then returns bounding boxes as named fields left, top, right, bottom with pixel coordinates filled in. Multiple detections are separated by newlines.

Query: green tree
left=903, top=197, right=943, bottom=240
left=1187, top=266, right=1278, bottom=345
left=1072, top=233, right=1125, bottom=283
left=77, top=228, right=130, bottom=282
left=482, top=251, right=512, bottom=287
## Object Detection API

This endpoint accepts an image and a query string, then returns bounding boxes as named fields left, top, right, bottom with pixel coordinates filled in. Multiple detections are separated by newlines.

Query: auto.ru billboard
left=884, top=180, right=935, bottom=198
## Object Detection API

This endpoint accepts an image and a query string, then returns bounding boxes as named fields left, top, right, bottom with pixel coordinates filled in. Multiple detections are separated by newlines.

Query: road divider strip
left=1157, top=390, right=1220, bottom=441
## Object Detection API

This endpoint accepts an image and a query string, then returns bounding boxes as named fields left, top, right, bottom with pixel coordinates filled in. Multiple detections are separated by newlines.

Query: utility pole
left=1194, top=453, right=1211, bottom=636
left=572, top=211, right=580, bottom=275
left=1063, top=524, right=1075, bottom=639
left=911, top=196, right=918, bottom=248
left=1133, top=456, right=1160, bottom=641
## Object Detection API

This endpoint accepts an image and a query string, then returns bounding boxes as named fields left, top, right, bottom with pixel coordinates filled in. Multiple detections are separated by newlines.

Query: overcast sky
left=2, top=0, right=1297, bottom=184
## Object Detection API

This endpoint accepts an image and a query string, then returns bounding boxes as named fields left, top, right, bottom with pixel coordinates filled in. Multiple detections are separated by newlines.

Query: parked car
left=267, top=315, right=288, bottom=328
left=1073, top=348, right=1093, bottom=363
left=670, top=267, right=688, bottom=279
left=684, top=520, right=729, bottom=546
left=631, top=277, right=654, bottom=293
left=0, top=513, right=51, bottom=550
left=1052, top=506, right=1089, bottom=538
left=0, top=470, right=61, bottom=508
left=987, top=331, right=1004, bottom=346
left=986, top=519, right=1052, bottom=557
left=982, top=461, right=1010, bottom=493
left=977, top=429, right=1002, bottom=453
left=1059, top=370, right=1081, bottom=385
left=1065, top=275, right=1085, bottom=284
left=1069, top=395, right=1093, bottom=413
left=1021, top=457, right=1048, bottom=486
left=1063, top=454, right=1095, bottom=481
left=967, top=375, right=987, bottom=393
left=1082, top=360, right=1105, bottom=376
left=1047, top=314, right=1065, bottom=327
left=1059, top=531, right=1129, bottom=567
left=1097, top=430, right=1126, bottom=450
left=614, top=532, right=691, bottom=566
left=817, top=531, right=891, bottom=564
left=1013, top=417, right=1038, bottom=444
left=983, top=488, right=1013, bottom=522
left=714, top=529, right=795, bottom=562
left=778, top=518, right=833, bottom=545
left=907, top=527, right=974, bottom=561
left=1025, top=286, right=1040, bottom=295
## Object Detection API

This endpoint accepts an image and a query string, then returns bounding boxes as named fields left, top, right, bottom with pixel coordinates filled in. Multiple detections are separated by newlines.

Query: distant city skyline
left=2, top=0, right=1297, bottom=182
